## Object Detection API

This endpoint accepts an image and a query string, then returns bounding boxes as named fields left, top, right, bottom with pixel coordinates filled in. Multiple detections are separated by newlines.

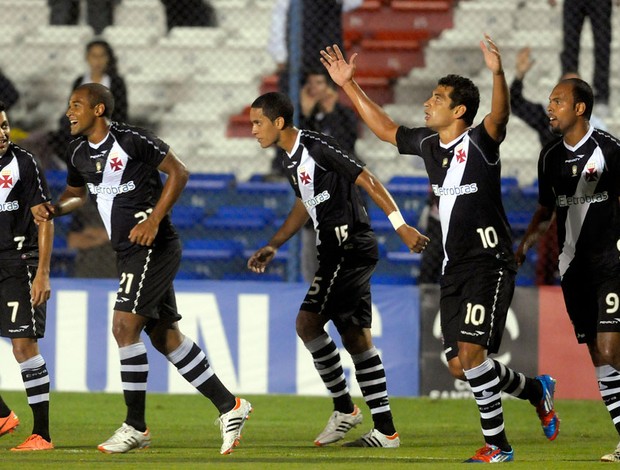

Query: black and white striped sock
left=20, top=354, right=50, bottom=441
left=491, top=359, right=541, bottom=405
left=119, top=342, right=149, bottom=432
left=597, top=365, right=620, bottom=435
left=352, top=347, right=395, bottom=436
left=167, top=336, right=235, bottom=414
left=305, top=333, right=354, bottom=413
left=464, top=359, right=510, bottom=451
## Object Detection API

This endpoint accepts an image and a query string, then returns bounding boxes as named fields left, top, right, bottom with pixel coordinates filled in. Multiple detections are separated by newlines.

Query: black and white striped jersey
left=65, top=123, right=178, bottom=254
left=281, top=129, right=377, bottom=257
left=396, top=122, right=515, bottom=274
left=538, top=126, right=620, bottom=279
left=0, top=143, right=49, bottom=263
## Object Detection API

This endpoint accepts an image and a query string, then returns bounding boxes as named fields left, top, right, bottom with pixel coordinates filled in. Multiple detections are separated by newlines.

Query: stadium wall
left=0, top=281, right=598, bottom=400
left=0, top=280, right=420, bottom=397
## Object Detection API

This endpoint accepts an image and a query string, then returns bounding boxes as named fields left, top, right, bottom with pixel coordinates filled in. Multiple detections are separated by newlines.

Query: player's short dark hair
left=75, top=83, right=115, bottom=119
left=0, top=101, right=5, bottom=113
left=561, top=78, right=594, bottom=120
left=251, top=92, right=294, bottom=127
left=437, top=74, right=480, bottom=126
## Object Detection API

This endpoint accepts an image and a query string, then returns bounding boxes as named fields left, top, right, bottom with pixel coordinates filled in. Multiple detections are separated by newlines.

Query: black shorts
left=301, top=256, right=376, bottom=335
left=0, top=264, right=46, bottom=339
left=440, top=265, right=515, bottom=361
left=561, top=266, right=620, bottom=343
left=114, top=240, right=182, bottom=326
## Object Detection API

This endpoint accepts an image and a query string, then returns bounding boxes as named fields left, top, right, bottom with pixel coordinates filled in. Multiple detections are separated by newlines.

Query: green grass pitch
left=0, top=391, right=616, bottom=468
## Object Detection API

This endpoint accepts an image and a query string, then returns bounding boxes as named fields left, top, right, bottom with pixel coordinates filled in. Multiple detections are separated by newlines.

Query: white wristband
left=388, top=210, right=406, bottom=231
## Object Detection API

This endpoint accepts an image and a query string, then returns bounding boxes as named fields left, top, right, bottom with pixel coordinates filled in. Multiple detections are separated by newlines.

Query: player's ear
left=574, top=101, right=586, bottom=117
left=274, top=116, right=285, bottom=130
left=94, top=102, right=105, bottom=117
left=453, top=104, right=466, bottom=120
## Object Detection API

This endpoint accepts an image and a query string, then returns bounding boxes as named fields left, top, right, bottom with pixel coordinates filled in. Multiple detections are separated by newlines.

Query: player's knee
left=447, top=358, right=466, bottom=380
left=111, top=320, right=141, bottom=346
left=295, top=311, right=324, bottom=342
left=11, top=340, right=38, bottom=363
left=597, top=342, right=620, bottom=369
left=340, top=327, right=372, bottom=355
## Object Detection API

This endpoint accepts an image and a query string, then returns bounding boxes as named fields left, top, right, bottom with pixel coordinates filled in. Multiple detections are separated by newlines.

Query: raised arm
left=355, top=168, right=429, bottom=253
left=320, top=45, right=400, bottom=145
left=480, top=35, right=509, bottom=142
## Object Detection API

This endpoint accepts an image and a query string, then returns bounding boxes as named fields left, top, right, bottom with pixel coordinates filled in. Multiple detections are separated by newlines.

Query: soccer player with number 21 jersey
left=32, top=83, right=251, bottom=455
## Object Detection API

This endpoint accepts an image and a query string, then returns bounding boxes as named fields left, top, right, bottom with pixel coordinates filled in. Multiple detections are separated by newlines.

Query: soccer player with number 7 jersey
left=0, top=100, right=54, bottom=451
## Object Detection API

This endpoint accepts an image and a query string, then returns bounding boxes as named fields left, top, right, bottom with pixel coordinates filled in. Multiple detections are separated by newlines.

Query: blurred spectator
left=68, top=199, right=117, bottom=278
left=297, top=71, right=359, bottom=282
left=511, top=47, right=607, bottom=143
left=70, top=39, right=128, bottom=123
left=160, top=0, right=218, bottom=31
left=300, top=71, right=358, bottom=154
left=550, top=0, right=612, bottom=114
left=0, top=69, right=19, bottom=111
left=48, top=0, right=120, bottom=35
left=21, top=39, right=127, bottom=170
left=267, top=0, right=363, bottom=94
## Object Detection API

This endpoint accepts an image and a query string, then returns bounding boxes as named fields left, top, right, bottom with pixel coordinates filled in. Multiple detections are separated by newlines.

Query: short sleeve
left=537, top=151, right=555, bottom=209
left=311, top=134, right=365, bottom=183
left=396, top=126, right=430, bottom=156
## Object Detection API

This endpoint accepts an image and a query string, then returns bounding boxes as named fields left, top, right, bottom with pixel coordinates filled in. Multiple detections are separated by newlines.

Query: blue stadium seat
left=202, top=214, right=271, bottom=249
left=178, top=179, right=232, bottom=214
left=500, top=176, right=519, bottom=195
left=507, top=211, right=532, bottom=236
left=384, top=181, right=428, bottom=214
left=373, top=248, right=421, bottom=284
left=388, top=175, right=429, bottom=185
left=45, top=169, right=67, bottom=198
left=171, top=206, right=205, bottom=229
left=215, top=205, right=276, bottom=224
left=179, top=239, right=245, bottom=279
left=50, top=248, right=76, bottom=277
left=372, top=273, right=416, bottom=285
left=232, top=181, right=292, bottom=216
left=190, top=173, right=236, bottom=184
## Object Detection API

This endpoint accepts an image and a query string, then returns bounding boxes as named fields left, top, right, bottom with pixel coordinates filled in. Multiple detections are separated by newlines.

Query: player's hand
left=514, top=241, right=527, bottom=268
left=397, top=225, right=430, bottom=253
left=31, top=273, right=51, bottom=307
left=129, top=218, right=159, bottom=246
left=32, top=202, right=58, bottom=224
left=247, top=245, right=277, bottom=273
left=480, top=34, right=503, bottom=75
left=515, top=47, right=534, bottom=79
left=320, top=44, right=357, bottom=87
